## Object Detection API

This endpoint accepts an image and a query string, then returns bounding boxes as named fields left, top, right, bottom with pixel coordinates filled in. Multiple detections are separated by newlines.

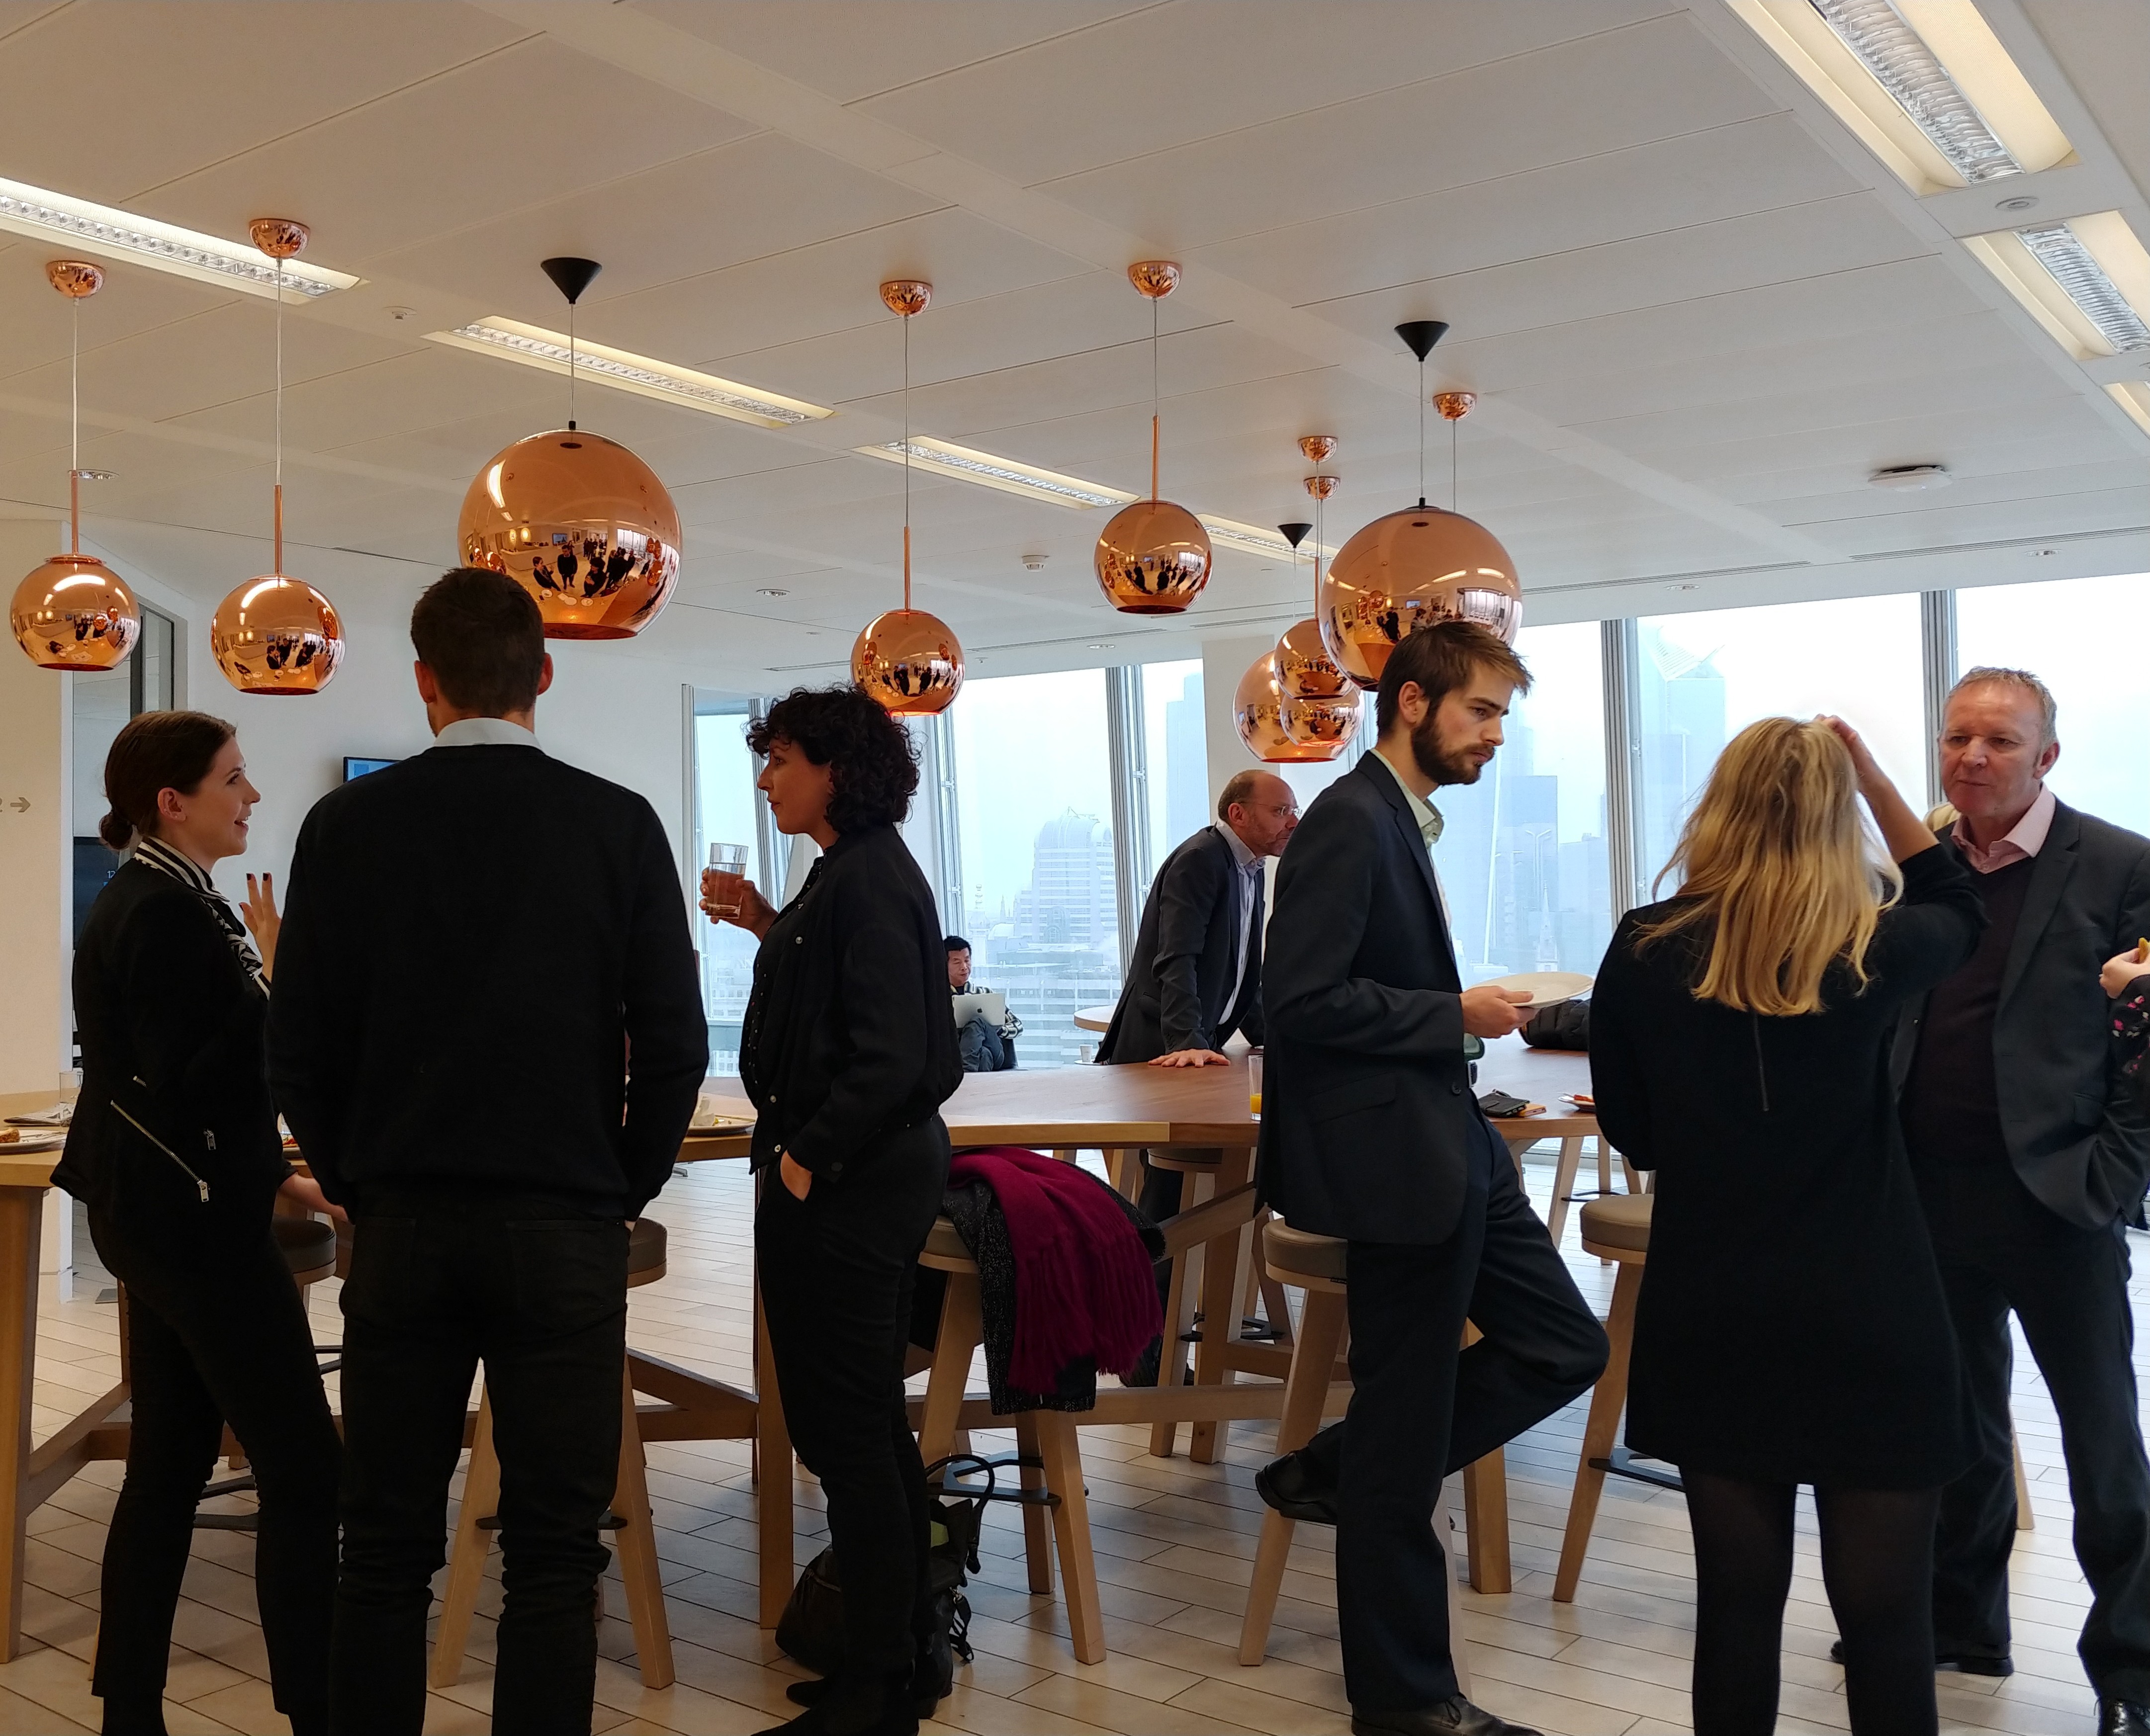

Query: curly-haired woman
left=703, top=686, right=960, bottom=1736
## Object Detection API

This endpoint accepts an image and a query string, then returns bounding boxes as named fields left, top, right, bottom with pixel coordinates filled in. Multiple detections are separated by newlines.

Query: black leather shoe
left=2097, top=1698, right=2150, bottom=1736
left=1255, top=1449, right=1338, bottom=1526
left=1352, top=1697, right=1542, bottom=1736
left=1827, top=1637, right=2012, bottom=1675
left=786, top=1654, right=942, bottom=1717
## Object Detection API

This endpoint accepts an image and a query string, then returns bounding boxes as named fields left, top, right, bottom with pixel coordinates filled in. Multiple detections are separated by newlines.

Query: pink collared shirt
left=1952, top=784, right=2056, bottom=875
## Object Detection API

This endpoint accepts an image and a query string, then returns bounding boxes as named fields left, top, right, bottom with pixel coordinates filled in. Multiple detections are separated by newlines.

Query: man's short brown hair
left=1216, top=770, right=1266, bottom=822
left=1374, top=618, right=1531, bottom=734
left=411, top=568, right=545, bottom=715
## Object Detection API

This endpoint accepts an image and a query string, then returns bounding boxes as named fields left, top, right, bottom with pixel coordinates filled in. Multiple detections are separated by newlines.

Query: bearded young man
left=1255, top=618, right=1607, bottom=1736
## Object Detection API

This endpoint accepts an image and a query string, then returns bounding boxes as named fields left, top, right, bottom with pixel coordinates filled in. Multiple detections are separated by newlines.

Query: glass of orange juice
left=1249, top=1048, right=1263, bottom=1116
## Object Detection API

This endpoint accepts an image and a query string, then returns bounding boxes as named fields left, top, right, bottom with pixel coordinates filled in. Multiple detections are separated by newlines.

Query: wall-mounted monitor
left=343, top=756, right=398, bottom=781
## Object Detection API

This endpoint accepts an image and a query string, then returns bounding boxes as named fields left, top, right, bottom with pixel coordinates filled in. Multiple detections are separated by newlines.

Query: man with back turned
left=1885, top=667, right=2150, bottom=1734
left=269, top=568, right=707, bottom=1736
left=1256, top=619, right=1606, bottom=1736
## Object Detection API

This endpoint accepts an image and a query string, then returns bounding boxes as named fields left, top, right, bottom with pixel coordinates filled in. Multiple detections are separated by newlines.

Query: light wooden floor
left=5, top=1154, right=2143, bottom=1736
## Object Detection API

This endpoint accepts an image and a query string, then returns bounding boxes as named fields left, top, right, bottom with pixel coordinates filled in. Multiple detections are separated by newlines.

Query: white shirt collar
left=430, top=717, right=540, bottom=751
left=1214, top=819, right=1260, bottom=873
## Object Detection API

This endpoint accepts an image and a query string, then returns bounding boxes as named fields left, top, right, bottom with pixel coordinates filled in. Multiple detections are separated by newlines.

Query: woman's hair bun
left=96, top=810, right=134, bottom=852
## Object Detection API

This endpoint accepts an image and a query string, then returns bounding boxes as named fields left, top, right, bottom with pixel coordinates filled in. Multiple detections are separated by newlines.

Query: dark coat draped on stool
left=1589, top=845, right=1984, bottom=1488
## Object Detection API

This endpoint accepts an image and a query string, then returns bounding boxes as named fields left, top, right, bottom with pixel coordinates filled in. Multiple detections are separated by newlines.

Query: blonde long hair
left=1638, top=717, right=1901, bottom=1016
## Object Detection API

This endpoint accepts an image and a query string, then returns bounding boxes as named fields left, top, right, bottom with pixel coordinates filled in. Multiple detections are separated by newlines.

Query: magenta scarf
left=946, top=1146, right=1162, bottom=1391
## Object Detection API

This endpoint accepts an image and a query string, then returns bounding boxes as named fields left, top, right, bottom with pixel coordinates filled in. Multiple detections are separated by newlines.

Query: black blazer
left=57, top=861, right=291, bottom=1218
left=740, top=824, right=960, bottom=1183
left=1256, top=755, right=1478, bottom=1243
left=266, top=743, right=707, bottom=1218
left=1888, top=799, right=2150, bottom=1229
left=1097, top=826, right=1263, bottom=1064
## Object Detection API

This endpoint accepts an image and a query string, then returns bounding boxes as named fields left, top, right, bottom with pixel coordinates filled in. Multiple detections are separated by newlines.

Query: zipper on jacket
left=1751, top=1013, right=1772, bottom=1114
left=111, top=1104, right=210, bottom=1203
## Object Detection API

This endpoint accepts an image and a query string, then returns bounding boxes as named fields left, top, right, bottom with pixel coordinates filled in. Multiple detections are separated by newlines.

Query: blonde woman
left=1590, top=717, right=1982, bottom=1736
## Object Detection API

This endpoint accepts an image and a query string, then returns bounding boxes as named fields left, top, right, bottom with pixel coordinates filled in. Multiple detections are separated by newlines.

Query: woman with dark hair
left=56, top=712, right=341, bottom=1736
left=701, top=686, right=960, bottom=1736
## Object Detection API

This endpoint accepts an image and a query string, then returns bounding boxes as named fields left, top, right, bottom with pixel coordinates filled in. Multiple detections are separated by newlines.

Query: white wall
left=0, top=522, right=73, bottom=1096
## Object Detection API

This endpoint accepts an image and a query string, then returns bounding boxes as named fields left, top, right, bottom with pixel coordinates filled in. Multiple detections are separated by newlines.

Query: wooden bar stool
left=915, top=1216, right=1105, bottom=1665
left=430, top=1216, right=675, bottom=1691
left=1237, top=1221, right=1488, bottom=1693
left=1143, top=1146, right=1222, bottom=1457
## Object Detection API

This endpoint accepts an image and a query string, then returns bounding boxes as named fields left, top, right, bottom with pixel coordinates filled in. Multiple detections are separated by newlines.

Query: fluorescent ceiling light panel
left=1964, top=212, right=2150, bottom=356
left=1200, top=516, right=1332, bottom=562
left=857, top=438, right=1134, bottom=508
left=0, top=175, right=361, bottom=300
left=430, top=318, right=831, bottom=428
left=1728, top=0, right=2074, bottom=194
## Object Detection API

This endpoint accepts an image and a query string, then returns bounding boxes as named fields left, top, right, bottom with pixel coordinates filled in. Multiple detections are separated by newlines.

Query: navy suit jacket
left=1256, top=755, right=1480, bottom=1243
left=1097, top=826, right=1263, bottom=1064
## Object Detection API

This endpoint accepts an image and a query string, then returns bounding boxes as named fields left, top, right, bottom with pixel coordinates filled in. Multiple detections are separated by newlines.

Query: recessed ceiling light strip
left=1806, top=0, right=2019, bottom=182
left=430, top=318, right=831, bottom=428
left=2015, top=224, right=2150, bottom=351
left=858, top=438, right=1131, bottom=508
left=0, top=177, right=358, bottom=299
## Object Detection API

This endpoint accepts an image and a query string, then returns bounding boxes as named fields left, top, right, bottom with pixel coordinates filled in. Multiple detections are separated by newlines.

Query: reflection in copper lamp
left=211, top=221, right=344, bottom=693
left=456, top=257, right=682, bottom=639
left=10, top=260, right=141, bottom=672
left=1095, top=262, right=1212, bottom=614
left=1319, top=325, right=1519, bottom=689
left=851, top=279, right=962, bottom=716
left=1234, top=651, right=1348, bottom=764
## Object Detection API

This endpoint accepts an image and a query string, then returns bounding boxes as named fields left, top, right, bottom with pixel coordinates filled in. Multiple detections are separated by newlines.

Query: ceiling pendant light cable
left=68, top=296, right=80, bottom=554
left=902, top=307, right=912, bottom=613
left=273, top=257, right=284, bottom=573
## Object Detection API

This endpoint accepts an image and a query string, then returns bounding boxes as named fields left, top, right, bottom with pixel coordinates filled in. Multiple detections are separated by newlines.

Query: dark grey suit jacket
left=1889, top=798, right=2150, bottom=1229
left=1256, top=755, right=1480, bottom=1244
left=1097, top=826, right=1262, bottom=1064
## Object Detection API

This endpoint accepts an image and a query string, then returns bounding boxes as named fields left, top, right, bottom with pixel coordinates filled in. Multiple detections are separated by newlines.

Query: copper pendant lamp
left=851, top=279, right=962, bottom=716
left=10, top=261, right=142, bottom=672
left=1319, top=322, right=1521, bottom=690
left=1233, top=650, right=1345, bottom=764
left=210, top=221, right=344, bottom=695
left=1273, top=458, right=1349, bottom=699
left=1094, top=261, right=1211, bottom=614
left=455, top=257, right=682, bottom=639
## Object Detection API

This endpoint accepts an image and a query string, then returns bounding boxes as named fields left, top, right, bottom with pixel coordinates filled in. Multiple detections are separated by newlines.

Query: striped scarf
left=132, top=836, right=269, bottom=996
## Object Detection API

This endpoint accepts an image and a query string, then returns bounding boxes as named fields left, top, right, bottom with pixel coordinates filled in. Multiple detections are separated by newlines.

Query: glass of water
left=703, top=843, right=750, bottom=918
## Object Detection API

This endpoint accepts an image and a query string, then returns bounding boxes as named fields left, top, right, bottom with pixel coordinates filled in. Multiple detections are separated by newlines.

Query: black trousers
left=329, top=1190, right=629, bottom=1736
left=1917, top=1159, right=2150, bottom=1699
left=758, top=1122, right=951, bottom=1685
left=1299, top=1118, right=1609, bottom=1712
left=87, top=1203, right=340, bottom=1735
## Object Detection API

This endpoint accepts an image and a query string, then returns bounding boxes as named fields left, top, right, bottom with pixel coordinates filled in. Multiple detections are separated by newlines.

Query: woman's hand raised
left=242, top=872, right=280, bottom=980
left=1819, top=716, right=1934, bottom=865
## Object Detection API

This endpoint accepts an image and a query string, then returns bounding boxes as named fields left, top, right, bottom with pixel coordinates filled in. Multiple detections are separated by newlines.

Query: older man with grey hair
left=1882, top=666, right=2150, bottom=1734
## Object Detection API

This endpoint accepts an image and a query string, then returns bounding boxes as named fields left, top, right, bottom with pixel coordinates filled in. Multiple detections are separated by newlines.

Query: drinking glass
left=704, top=843, right=750, bottom=918
left=1248, top=1048, right=1263, bottom=1117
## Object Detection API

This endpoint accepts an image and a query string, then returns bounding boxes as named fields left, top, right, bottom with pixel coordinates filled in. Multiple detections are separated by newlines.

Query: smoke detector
left=1021, top=553, right=1048, bottom=572
left=1869, top=463, right=1951, bottom=492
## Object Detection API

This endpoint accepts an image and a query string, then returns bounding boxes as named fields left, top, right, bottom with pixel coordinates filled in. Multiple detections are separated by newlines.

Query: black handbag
left=773, top=1453, right=992, bottom=1684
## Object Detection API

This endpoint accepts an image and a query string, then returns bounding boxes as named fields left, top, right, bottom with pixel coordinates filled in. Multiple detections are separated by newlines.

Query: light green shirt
left=1370, top=747, right=1444, bottom=856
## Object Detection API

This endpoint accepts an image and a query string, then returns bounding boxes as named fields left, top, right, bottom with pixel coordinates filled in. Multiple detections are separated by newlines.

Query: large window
left=1634, top=594, right=1926, bottom=895
left=1957, top=573, right=2150, bottom=837
left=950, top=670, right=1120, bottom=1069
left=1141, top=659, right=1209, bottom=872
left=692, top=706, right=765, bottom=1074
left=1428, top=621, right=1613, bottom=981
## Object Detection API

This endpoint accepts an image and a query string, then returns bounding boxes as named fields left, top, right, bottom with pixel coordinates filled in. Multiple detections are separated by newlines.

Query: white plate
left=1482, top=970, right=1593, bottom=1009
left=685, top=1115, right=754, bottom=1135
left=0, top=1132, right=67, bottom=1154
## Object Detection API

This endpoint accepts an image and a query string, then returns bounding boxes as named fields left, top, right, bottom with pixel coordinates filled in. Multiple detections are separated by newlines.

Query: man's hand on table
left=1460, top=985, right=1533, bottom=1040
left=779, top=1152, right=812, bottom=1200
left=1150, top=1048, right=1230, bottom=1067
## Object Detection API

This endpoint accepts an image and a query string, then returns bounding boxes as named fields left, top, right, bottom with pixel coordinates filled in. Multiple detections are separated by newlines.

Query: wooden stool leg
left=429, top=1389, right=500, bottom=1688
left=1461, top=1447, right=1510, bottom=1595
left=1034, top=1411, right=1104, bottom=1665
left=1240, top=1289, right=1346, bottom=1665
left=612, top=1365, right=675, bottom=1689
left=1595, top=1138, right=1612, bottom=1200
left=1012, top=1412, right=1054, bottom=1597
left=1190, top=1197, right=1254, bottom=1465
left=1553, top=1262, right=1641, bottom=1603
left=1150, top=1171, right=1211, bottom=1459
left=1257, top=1273, right=1295, bottom=1349
left=2012, top=1415, right=2034, bottom=1531
left=1546, top=1138, right=1584, bottom=1245
left=919, top=1272, right=983, bottom=1465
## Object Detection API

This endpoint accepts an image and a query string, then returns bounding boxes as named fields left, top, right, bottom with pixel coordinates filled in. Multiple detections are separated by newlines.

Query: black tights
left=1684, top=1472, right=1941, bottom=1736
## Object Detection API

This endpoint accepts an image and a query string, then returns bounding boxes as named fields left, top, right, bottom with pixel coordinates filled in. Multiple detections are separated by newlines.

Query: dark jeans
left=1917, top=1160, right=2150, bottom=1699
left=758, top=1121, right=951, bottom=1684
left=87, top=1203, right=340, bottom=1736
left=1301, top=1117, right=1608, bottom=1711
left=329, top=1189, right=629, bottom=1736
left=957, top=1016, right=1010, bottom=1074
